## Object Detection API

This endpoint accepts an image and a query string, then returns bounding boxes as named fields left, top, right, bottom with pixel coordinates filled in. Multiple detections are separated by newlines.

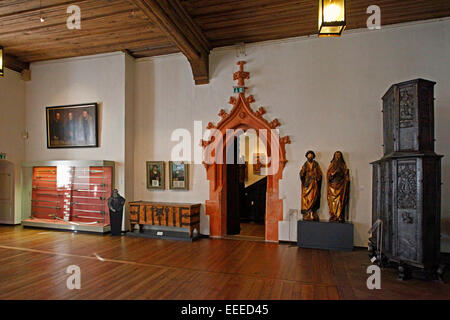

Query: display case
left=21, top=160, right=115, bottom=233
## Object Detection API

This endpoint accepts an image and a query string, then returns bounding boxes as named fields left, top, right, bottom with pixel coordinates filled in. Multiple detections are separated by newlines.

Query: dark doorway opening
left=225, top=133, right=266, bottom=240
left=226, top=135, right=244, bottom=235
left=240, top=176, right=266, bottom=238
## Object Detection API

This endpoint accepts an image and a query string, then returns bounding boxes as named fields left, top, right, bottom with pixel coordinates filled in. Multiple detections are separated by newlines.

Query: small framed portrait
left=252, top=153, right=267, bottom=175
left=46, top=103, right=98, bottom=148
left=169, top=161, right=189, bottom=190
left=146, top=161, right=165, bottom=190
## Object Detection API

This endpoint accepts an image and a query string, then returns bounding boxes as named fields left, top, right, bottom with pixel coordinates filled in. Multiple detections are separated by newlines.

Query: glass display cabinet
left=21, top=160, right=115, bottom=233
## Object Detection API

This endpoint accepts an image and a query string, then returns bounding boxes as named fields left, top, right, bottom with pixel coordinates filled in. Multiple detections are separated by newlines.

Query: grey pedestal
left=297, top=220, right=354, bottom=251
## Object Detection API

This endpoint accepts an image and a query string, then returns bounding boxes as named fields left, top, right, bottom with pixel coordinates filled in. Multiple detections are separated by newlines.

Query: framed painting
left=169, top=161, right=189, bottom=190
left=46, top=103, right=98, bottom=148
left=146, top=161, right=165, bottom=190
left=252, top=153, right=267, bottom=175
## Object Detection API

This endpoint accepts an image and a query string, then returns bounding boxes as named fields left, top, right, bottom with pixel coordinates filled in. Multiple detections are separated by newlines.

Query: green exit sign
left=233, top=87, right=245, bottom=93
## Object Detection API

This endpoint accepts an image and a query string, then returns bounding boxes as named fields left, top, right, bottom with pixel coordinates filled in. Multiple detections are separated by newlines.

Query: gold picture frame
left=146, top=161, right=165, bottom=190
left=169, top=161, right=189, bottom=190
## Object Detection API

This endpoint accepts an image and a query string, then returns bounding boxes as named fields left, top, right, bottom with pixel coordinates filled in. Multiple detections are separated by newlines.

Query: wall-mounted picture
left=169, top=161, right=189, bottom=190
left=46, top=103, right=98, bottom=148
left=252, top=153, right=267, bottom=175
left=146, top=161, right=165, bottom=190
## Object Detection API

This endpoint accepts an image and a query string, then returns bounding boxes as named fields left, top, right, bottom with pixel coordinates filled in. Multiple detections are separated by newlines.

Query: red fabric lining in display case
left=22, top=160, right=115, bottom=233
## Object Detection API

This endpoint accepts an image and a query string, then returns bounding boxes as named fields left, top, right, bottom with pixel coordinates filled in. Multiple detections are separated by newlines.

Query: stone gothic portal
left=202, top=61, right=291, bottom=242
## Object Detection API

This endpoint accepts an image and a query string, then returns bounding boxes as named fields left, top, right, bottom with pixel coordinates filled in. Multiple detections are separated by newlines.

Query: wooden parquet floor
left=0, top=226, right=448, bottom=300
left=239, top=223, right=265, bottom=238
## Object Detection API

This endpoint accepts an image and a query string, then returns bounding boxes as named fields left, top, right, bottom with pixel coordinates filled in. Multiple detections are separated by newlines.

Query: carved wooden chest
left=371, top=79, right=443, bottom=279
left=129, top=201, right=201, bottom=238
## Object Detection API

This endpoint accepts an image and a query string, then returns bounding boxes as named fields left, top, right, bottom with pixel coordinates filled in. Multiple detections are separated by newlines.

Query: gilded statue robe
left=300, top=160, right=322, bottom=215
left=327, top=161, right=350, bottom=222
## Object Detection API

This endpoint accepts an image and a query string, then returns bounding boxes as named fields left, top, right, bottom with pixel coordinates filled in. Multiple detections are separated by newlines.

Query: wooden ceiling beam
left=130, top=45, right=180, bottom=57
left=130, top=0, right=211, bottom=85
left=4, top=54, right=29, bottom=73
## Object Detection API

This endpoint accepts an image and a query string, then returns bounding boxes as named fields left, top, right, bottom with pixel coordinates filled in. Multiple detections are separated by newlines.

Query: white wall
left=133, top=54, right=212, bottom=235
left=25, top=52, right=127, bottom=196
left=125, top=54, right=135, bottom=200
left=0, top=68, right=26, bottom=223
left=124, top=53, right=135, bottom=230
left=133, top=19, right=450, bottom=249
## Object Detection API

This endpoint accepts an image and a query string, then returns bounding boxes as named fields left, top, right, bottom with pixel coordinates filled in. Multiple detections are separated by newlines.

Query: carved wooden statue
left=299, top=150, right=322, bottom=221
left=326, top=151, right=350, bottom=223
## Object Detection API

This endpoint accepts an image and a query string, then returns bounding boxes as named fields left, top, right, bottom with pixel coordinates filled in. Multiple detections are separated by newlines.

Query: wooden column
left=4, top=54, right=29, bottom=74
left=130, top=0, right=211, bottom=85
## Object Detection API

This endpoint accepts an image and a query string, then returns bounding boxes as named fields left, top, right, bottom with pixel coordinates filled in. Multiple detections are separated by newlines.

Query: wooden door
left=0, top=161, right=14, bottom=224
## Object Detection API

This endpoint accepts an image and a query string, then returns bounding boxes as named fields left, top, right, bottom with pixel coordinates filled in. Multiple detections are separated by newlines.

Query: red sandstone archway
left=201, top=61, right=290, bottom=242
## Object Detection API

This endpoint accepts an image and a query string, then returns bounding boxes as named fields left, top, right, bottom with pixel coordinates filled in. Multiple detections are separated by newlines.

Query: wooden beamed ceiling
left=182, top=0, right=450, bottom=47
left=1, top=0, right=449, bottom=83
